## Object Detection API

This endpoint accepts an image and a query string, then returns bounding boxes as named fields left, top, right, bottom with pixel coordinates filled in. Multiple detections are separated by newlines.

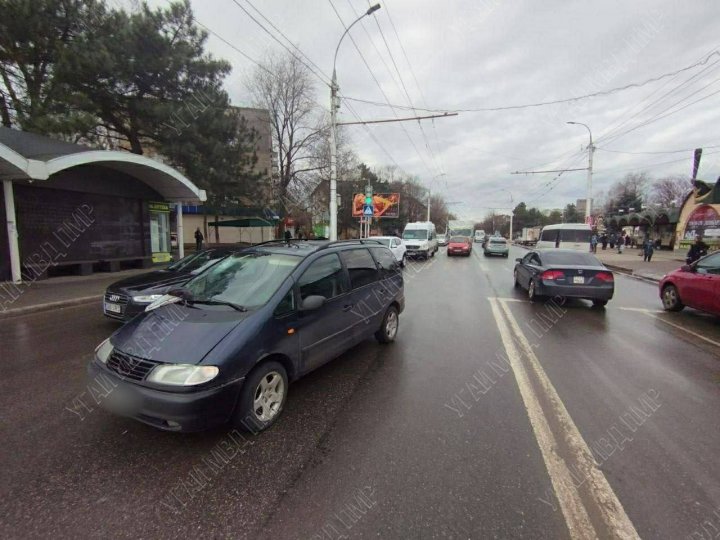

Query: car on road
left=447, top=236, right=472, bottom=256
left=474, top=230, right=486, bottom=243
left=536, top=223, right=592, bottom=251
left=660, top=251, right=720, bottom=315
left=103, top=247, right=238, bottom=322
left=368, top=236, right=407, bottom=267
left=437, top=233, right=448, bottom=246
left=484, top=237, right=509, bottom=257
left=513, top=249, right=614, bottom=306
left=88, top=239, right=405, bottom=433
left=402, top=221, right=439, bottom=260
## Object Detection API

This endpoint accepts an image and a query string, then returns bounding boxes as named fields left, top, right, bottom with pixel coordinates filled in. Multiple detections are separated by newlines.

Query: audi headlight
left=132, top=294, right=164, bottom=304
left=95, top=338, right=114, bottom=364
left=147, top=364, right=219, bottom=386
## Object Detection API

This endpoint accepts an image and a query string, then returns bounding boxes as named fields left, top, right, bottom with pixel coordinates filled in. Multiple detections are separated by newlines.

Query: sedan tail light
left=540, top=270, right=565, bottom=280
left=595, top=271, right=614, bottom=282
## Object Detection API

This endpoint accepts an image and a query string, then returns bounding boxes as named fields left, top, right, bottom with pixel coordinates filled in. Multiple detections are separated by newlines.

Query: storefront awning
left=209, top=218, right=277, bottom=228
left=0, top=127, right=206, bottom=203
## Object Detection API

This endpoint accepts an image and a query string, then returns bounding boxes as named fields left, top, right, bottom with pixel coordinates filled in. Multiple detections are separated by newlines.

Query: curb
left=0, top=294, right=102, bottom=320
left=603, top=263, right=662, bottom=285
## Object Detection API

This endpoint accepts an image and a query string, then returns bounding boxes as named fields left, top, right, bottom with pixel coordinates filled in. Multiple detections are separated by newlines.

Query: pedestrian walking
left=618, top=233, right=625, bottom=253
left=609, top=232, right=616, bottom=249
left=686, top=235, right=709, bottom=264
left=642, top=237, right=654, bottom=262
left=601, top=233, right=608, bottom=250
left=590, top=232, right=599, bottom=253
left=284, top=229, right=292, bottom=241
left=625, top=234, right=631, bottom=247
left=194, top=227, right=204, bottom=252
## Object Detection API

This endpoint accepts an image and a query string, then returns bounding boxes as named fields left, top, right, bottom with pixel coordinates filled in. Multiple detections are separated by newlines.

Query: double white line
left=488, top=297, right=640, bottom=540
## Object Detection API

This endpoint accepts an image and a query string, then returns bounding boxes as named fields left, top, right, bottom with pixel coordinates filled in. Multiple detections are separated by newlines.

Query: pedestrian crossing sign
left=363, top=205, right=374, bottom=216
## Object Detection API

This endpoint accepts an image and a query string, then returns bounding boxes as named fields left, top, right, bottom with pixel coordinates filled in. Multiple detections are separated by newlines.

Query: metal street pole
left=427, top=190, right=431, bottom=222
left=567, top=121, right=594, bottom=221
left=329, top=4, right=381, bottom=241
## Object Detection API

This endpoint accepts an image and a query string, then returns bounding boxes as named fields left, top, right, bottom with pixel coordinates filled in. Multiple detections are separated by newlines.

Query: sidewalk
left=0, top=268, right=154, bottom=319
left=593, top=246, right=686, bottom=282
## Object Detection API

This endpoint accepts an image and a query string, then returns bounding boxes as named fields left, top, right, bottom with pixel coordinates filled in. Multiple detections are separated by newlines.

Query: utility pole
left=567, top=121, right=594, bottom=221
left=427, top=190, right=431, bottom=222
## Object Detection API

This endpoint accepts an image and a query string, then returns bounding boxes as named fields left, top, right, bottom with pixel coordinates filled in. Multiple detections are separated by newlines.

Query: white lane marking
left=488, top=296, right=525, bottom=303
left=617, top=307, right=664, bottom=314
left=489, top=298, right=641, bottom=540
left=619, top=308, right=720, bottom=348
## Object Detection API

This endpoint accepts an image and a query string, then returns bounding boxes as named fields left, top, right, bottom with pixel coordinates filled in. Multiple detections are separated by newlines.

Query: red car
left=659, top=251, right=720, bottom=315
left=447, top=236, right=472, bottom=257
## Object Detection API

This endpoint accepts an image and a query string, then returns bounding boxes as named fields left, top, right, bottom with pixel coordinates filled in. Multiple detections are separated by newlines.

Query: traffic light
left=365, top=195, right=373, bottom=206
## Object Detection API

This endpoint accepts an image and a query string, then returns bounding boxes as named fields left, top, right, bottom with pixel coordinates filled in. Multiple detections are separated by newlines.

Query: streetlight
left=329, top=3, right=381, bottom=241
left=567, top=121, right=594, bottom=222
left=499, top=188, right=514, bottom=240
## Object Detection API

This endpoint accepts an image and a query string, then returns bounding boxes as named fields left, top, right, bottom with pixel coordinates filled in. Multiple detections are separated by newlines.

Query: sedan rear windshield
left=490, top=239, right=506, bottom=245
left=541, top=251, right=600, bottom=266
left=449, top=236, right=468, bottom=243
left=185, top=252, right=300, bottom=309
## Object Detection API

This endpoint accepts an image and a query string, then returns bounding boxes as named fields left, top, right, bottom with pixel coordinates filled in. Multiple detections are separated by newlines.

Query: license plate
left=573, top=276, right=585, bottom=284
left=104, top=302, right=122, bottom=314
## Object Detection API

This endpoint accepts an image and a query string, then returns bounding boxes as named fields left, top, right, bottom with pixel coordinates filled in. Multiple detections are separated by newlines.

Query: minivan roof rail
left=315, top=239, right=383, bottom=251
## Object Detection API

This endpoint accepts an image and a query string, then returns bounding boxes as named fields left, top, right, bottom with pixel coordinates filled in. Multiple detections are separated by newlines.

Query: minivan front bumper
left=87, top=360, right=244, bottom=432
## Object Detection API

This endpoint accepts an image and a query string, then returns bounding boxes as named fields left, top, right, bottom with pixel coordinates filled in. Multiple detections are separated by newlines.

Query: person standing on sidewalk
left=194, top=227, right=204, bottom=252
left=590, top=232, right=599, bottom=253
left=643, top=237, right=655, bottom=262
left=618, top=233, right=625, bottom=253
left=687, top=236, right=709, bottom=264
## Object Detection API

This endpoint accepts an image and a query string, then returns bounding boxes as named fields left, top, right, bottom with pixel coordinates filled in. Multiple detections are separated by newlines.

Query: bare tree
left=604, top=172, right=650, bottom=212
left=247, top=52, right=324, bottom=212
left=648, top=175, right=693, bottom=208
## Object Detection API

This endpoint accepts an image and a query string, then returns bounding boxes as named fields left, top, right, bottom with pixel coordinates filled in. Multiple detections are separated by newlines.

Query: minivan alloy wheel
left=253, top=371, right=285, bottom=422
left=385, top=309, right=398, bottom=339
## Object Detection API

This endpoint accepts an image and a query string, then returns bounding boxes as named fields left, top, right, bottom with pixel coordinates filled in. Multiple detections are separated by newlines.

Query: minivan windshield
left=403, top=230, right=428, bottom=240
left=185, top=252, right=300, bottom=309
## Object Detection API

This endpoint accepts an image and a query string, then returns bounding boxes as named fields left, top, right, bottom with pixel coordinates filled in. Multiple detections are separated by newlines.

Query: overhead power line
left=597, top=143, right=720, bottom=155
left=339, top=49, right=720, bottom=113
left=327, top=0, right=437, bottom=180
left=230, top=0, right=331, bottom=86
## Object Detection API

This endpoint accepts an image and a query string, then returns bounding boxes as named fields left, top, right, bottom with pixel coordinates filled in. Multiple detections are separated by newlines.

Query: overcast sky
left=141, top=0, right=720, bottom=220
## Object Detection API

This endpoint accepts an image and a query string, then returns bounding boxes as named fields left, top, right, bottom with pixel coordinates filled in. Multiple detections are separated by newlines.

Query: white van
left=402, top=221, right=439, bottom=260
left=474, top=230, right=486, bottom=243
left=536, top=223, right=593, bottom=251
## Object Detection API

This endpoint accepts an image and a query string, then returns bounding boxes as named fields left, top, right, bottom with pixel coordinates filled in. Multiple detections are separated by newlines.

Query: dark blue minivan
left=87, top=240, right=404, bottom=432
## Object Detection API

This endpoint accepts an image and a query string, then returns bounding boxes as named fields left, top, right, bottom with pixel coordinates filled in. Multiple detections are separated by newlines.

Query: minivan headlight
left=132, top=294, right=163, bottom=304
left=95, top=339, right=114, bottom=364
left=147, top=364, right=219, bottom=386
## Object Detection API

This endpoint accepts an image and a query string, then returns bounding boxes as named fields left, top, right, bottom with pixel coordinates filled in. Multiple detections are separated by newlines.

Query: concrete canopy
left=0, top=127, right=206, bottom=202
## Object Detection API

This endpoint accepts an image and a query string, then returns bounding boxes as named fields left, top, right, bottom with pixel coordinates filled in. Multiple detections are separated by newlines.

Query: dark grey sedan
left=513, top=249, right=614, bottom=306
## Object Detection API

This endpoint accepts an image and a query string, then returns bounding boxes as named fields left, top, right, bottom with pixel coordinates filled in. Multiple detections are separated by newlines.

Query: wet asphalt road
left=2, top=244, right=720, bottom=539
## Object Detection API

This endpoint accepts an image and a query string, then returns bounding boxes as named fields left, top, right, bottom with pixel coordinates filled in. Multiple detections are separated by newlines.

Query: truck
left=447, top=220, right=474, bottom=239
left=518, top=226, right=541, bottom=246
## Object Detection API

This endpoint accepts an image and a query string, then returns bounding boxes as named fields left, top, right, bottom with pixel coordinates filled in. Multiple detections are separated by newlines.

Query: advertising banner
left=351, top=193, right=400, bottom=218
left=681, top=204, right=720, bottom=248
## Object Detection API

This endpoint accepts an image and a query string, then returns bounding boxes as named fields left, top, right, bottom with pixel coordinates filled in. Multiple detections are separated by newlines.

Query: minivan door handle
left=342, top=304, right=354, bottom=312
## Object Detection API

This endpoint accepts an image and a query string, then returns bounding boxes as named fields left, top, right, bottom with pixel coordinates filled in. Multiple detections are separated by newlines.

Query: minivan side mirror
left=681, top=264, right=694, bottom=272
left=515, top=258, right=523, bottom=263
left=300, top=295, right=326, bottom=311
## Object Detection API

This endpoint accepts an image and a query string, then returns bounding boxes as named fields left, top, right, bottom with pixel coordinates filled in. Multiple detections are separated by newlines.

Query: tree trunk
left=0, top=95, right=11, bottom=127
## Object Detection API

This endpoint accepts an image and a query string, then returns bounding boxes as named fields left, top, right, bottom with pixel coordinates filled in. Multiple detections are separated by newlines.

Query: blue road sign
left=363, top=204, right=374, bottom=216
